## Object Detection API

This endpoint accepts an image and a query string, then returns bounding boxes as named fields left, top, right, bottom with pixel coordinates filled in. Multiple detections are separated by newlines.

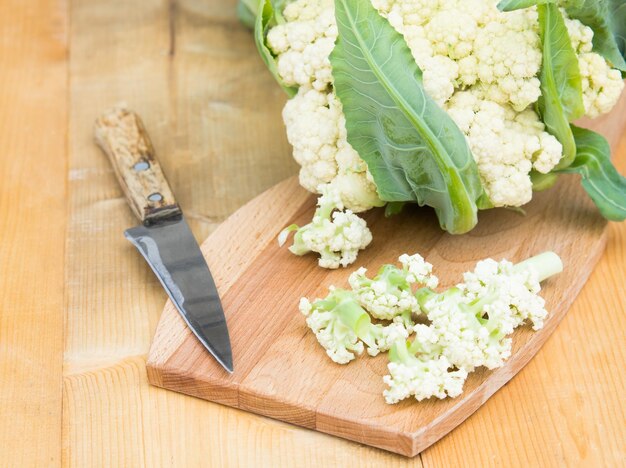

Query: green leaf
left=498, top=0, right=626, bottom=71
left=254, top=0, right=298, bottom=98
left=329, top=0, right=483, bottom=234
left=237, top=0, right=259, bottom=29
left=537, top=3, right=585, bottom=169
left=563, top=0, right=626, bottom=71
left=530, top=171, right=559, bottom=190
left=609, top=0, right=626, bottom=68
left=557, top=125, right=626, bottom=221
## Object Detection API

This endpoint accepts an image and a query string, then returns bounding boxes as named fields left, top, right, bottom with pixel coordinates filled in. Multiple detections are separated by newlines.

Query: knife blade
left=94, top=106, right=233, bottom=373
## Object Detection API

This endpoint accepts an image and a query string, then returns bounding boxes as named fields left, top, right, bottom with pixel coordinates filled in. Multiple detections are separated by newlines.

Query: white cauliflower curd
left=266, top=0, right=624, bottom=210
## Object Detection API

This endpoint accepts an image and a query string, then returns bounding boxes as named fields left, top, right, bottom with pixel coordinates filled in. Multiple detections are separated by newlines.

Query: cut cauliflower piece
left=459, top=257, right=549, bottom=331
left=411, top=252, right=561, bottom=372
left=384, top=338, right=468, bottom=404
left=415, top=289, right=516, bottom=371
left=382, top=251, right=562, bottom=404
left=348, top=254, right=438, bottom=322
left=300, top=287, right=410, bottom=364
left=278, top=184, right=372, bottom=269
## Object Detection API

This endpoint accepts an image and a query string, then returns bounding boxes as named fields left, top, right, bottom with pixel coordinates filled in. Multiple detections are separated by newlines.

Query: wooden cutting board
left=146, top=171, right=612, bottom=457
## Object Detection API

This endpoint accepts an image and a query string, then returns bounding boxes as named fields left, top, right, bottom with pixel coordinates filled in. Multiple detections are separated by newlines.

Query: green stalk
left=513, top=251, right=563, bottom=282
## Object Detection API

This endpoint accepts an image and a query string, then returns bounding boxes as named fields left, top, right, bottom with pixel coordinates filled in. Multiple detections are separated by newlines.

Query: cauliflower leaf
left=254, top=0, right=298, bottom=97
left=329, top=0, right=484, bottom=234
left=499, top=0, right=626, bottom=72
left=557, top=126, right=626, bottom=221
left=537, top=3, right=585, bottom=169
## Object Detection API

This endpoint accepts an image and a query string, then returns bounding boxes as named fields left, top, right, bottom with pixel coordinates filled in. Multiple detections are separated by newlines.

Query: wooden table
left=1, top=0, right=624, bottom=466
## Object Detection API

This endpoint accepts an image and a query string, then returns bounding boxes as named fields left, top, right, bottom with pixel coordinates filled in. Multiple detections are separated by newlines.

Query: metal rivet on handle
left=148, top=192, right=163, bottom=202
left=134, top=161, right=150, bottom=171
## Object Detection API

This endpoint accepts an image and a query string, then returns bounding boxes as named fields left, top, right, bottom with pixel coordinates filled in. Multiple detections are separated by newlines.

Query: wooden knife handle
left=94, top=106, right=182, bottom=225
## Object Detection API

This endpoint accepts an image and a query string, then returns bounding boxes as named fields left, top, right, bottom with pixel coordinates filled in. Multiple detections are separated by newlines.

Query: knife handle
left=94, top=107, right=182, bottom=225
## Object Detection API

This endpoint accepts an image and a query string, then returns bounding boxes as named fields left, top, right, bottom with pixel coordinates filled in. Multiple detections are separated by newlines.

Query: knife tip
left=220, top=355, right=234, bottom=374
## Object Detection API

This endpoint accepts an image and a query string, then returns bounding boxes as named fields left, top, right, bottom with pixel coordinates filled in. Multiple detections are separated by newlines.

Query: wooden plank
left=65, top=0, right=407, bottom=465
left=0, top=0, right=67, bottom=466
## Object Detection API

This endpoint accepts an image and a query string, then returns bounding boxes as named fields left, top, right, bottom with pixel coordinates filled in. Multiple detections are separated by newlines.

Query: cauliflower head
left=266, top=0, right=624, bottom=209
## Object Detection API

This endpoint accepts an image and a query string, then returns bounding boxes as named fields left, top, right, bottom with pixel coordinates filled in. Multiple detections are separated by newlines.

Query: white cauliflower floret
left=383, top=353, right=468, bottom=404
left=460, top=258, right=549, bottom=330
left=417, top=291, right=514, bottom=371
left=578, top=52, right=625, bottom=119
left=300, top=288, right=410, bottom=364
left=267, top=0, right=336, bottom=91
left=425, top=10, right=477, bottom=60
left=348, top=253, right=438, bottom=322
left=446, top=90, right=562, bottom=206
left=300, top=296, right=363, bottom=364
left=278, top=184, right=372, bottom=269
left=283, top=87, right=383, bottom=212
left=381, top=251, right=562, bottom=403
left=422, top=55, right=459, bottom=106
left=283, top=87, right=340, bottom=189
left=473, top=12, right=542, bottom=111
left=565, top=16, right=593, bottom=54
left=409, top=255, right=552, bottom=373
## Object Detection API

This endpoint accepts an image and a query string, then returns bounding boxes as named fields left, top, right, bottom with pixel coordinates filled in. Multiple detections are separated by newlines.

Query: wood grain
left=0, top=0, right=67, bottom=466
left=94, top=107, right=182, bottom=224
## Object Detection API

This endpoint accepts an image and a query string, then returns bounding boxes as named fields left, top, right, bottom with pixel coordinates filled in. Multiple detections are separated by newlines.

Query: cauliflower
left=382, top=251, right=563, bottom=403
left=262, top=0, right=624, bottom=212
left=294, top=250, right=563, bottom=402
left=282, top=87, right=383, bottom=211
left=578, top=52, right=625, bottom=118
left=300, top=287, right=410, bottom=364
left=348, top=253, right=438, bottom=322
left=410, top=254, right=557, bottom=372
left=445, top=90, right=563, bottom=205
left=248, top=0, right=626, bottom=266
left=278, top=184, right=372, bottom=268
left=383, top=340, right=468, bottom=403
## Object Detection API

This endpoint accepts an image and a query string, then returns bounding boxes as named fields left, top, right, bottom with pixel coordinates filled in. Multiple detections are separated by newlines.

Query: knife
left=94, top=106, right=233, bottom=373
